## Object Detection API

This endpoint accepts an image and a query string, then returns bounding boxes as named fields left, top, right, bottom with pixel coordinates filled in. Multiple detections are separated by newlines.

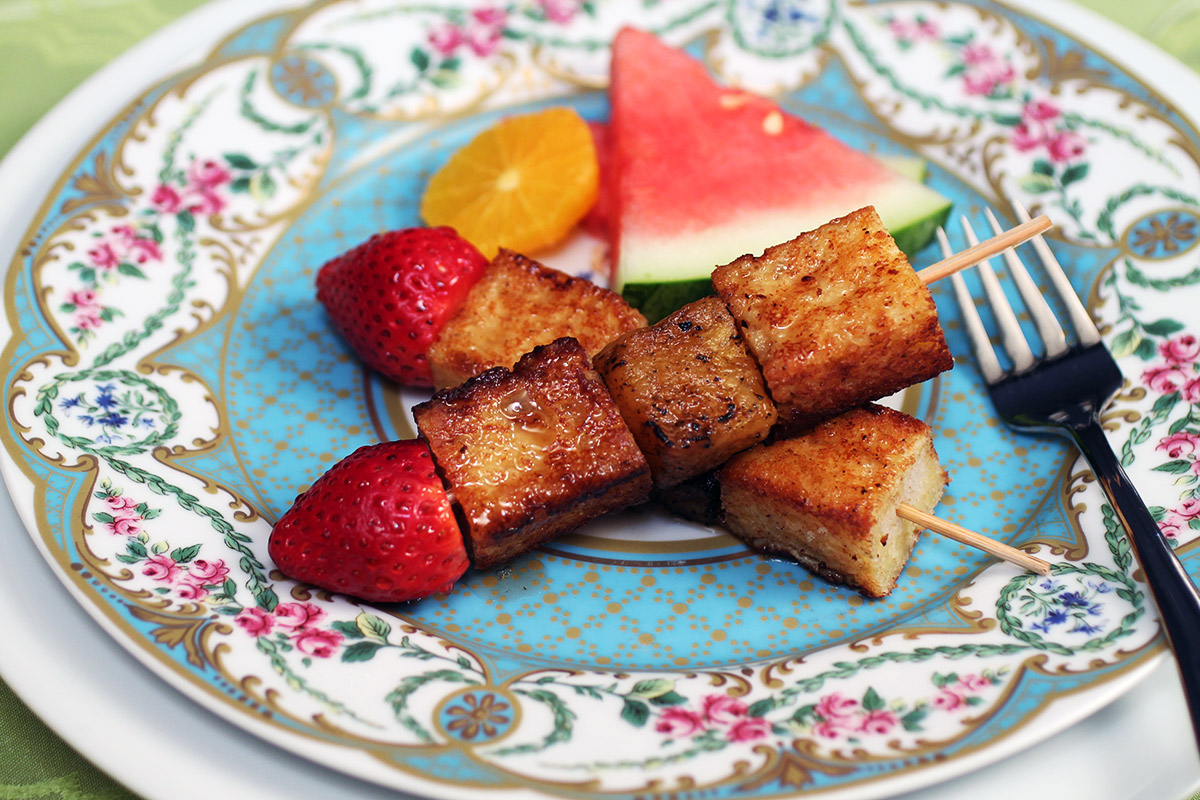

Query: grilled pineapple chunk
left=414, top=337, right=651, bottom=569
left=711, top=206, right=952, bottom=434
left=720, top=404, right=947, bottom=598
left=428, top=249, right=646, bottom=389
left=593, top=296, right=776, bottom=488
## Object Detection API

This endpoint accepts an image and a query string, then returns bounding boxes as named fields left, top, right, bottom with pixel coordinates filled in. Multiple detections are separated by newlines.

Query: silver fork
left=943, top=204, right=1200, bottom=751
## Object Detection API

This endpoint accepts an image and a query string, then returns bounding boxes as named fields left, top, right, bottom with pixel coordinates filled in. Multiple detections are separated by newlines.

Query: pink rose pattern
left=95, top=481, right=234, bottom=602
left=95, top=486, right=157, bottom=539
left=426, top=7, right=509, bottom=59
left=535, top=0, right=584, bottom=24
left=151, top=159, right=232, bottom=216
left=958, top=42, right=1016, bottom=97
left=237, top=601, right=345, bottom=660
left=888, top=16, right=939, bottom=46
left=60, top=222, right=166, bottom=342
left=93, top=479, right=347, bottom=661
left=1009, top=99, right=1087, bottom=163
left=647, top=671, right=1002, bottom=751
left=421, top=1, right=587, bottom=70
left=653, top=692, right=774, bottom=745
left=797, top=672, right=1002, bottom=742
left=885, top=16, right=1018, bottom=98
left=1139, top=335, right=1200, bottom=542
left=59, top=153, right=239, bottom=345
left=882, top=15, right=1097, bottom=221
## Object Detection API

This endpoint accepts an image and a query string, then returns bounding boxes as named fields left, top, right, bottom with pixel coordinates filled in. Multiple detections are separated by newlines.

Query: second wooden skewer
left=897, top=503, right=1052, bottom=575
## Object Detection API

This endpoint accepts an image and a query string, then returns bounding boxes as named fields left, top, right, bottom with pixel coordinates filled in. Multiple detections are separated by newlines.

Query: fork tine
left=939, top=227, right=1004, bottom=384
left=983, top=208, right=1069, bottom=358
left=1011, top=200, right=1102, bottom=346
left=959, top=216, right=1036, bottom=373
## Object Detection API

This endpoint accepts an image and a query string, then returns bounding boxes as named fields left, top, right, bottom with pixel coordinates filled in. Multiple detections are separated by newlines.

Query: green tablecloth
left=1, top=0, right=1199, bottom=797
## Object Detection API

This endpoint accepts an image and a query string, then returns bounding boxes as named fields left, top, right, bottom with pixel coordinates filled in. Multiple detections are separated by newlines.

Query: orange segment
left=420, top=107, right=599, bottom=258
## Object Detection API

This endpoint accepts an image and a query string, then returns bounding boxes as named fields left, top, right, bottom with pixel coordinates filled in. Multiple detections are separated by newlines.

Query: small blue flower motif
left=1058, top=591, right=1089, bottom=608
left=1019, top=572, right=1114, bottom=639
left=80, top=414, right=96, bottom=426
left=140, top=417, right=156, bottom=428
left=99, top=412, right=128, bottom=428
left=761, top=0, right=814, bottom=26
left=735, top=0, right=822, bottom=53
left=1032, top=607, right=1068, bottom=632
left=95, top=388, right=119, bottom=410
left=61, top=396, right=81, bottom=410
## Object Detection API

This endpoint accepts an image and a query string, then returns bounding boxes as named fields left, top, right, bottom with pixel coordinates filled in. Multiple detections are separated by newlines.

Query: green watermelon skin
left=608, top=28, right=951, bottom=311
left=620, top=278, right=714, bottom=324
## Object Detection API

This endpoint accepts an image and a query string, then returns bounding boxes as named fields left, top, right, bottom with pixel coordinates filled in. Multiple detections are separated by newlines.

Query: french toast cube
left=428, top=249, right=646, bottom=389
left=414, top=337, right=651, bottom=569
left=593, top=296, right=777, bottom=488
left=653, top=470, right=723, bottom=526
left=711, top=206, right=953, bottom=433
left=720, top=404, right=947, bottom=597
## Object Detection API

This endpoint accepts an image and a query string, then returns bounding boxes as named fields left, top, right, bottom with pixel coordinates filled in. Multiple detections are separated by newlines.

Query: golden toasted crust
left=711, top=207, right=953, bottom=433
left=720, top=404, right=948, bottom=597
left=414, top=337, right=651, bottom=569
left=428, top=250, right=647, bottom=389
left=593, top=296, right=777, bottom=488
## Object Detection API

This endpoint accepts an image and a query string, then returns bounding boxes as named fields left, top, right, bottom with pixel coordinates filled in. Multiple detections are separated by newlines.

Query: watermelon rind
left=619, top=175, right=951, bottom=322
left=879, top=154, right=926, bottom=182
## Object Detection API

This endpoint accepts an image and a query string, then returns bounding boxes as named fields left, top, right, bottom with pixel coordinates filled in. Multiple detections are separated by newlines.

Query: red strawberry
left=316, top=227, right=488, bottom=387
left=268, top=439, right=468, bottom=603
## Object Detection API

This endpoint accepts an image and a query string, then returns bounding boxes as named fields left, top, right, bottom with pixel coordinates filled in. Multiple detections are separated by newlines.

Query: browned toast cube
left=428, top=249, right=646, bottom=389
left=593, top=296, right=777, bottom=488
left=653, top=470, right=723, bottom=526
left=711, top=207, right=952, bottom=433
left=414, top=337, right=651, bottom=569
left=720, top=404, right=947, bottom=597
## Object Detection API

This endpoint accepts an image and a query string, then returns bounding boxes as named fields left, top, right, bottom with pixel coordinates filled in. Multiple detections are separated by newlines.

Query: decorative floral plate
left=3, top=1, right=1200, bottom=798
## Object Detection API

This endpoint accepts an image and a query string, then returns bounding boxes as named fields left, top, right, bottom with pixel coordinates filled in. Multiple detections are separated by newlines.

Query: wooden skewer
left=897, top=503, right=1052, bottom=575
left=916, top=215, right=1053, bottom=285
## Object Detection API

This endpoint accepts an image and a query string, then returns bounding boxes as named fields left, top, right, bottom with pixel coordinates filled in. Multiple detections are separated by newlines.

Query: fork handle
left=1073, top=420, right=1200, bottom=748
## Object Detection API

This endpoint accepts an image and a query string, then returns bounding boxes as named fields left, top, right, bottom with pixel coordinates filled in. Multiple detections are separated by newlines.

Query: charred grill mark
left=647, top=419, right=673, bottom=445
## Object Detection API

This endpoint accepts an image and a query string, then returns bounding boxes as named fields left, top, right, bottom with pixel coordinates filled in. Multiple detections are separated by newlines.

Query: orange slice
left=420, top=107, right=599, bottom=258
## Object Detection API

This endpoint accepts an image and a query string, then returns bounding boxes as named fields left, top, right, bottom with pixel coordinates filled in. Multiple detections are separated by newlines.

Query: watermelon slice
left=609, top=28, right=951, bottom=320
left=586, top=122, right=929, bottom=245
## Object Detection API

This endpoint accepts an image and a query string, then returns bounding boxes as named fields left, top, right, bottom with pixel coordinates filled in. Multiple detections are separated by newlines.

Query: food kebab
left=270, top=209, right=1052, bottom=602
